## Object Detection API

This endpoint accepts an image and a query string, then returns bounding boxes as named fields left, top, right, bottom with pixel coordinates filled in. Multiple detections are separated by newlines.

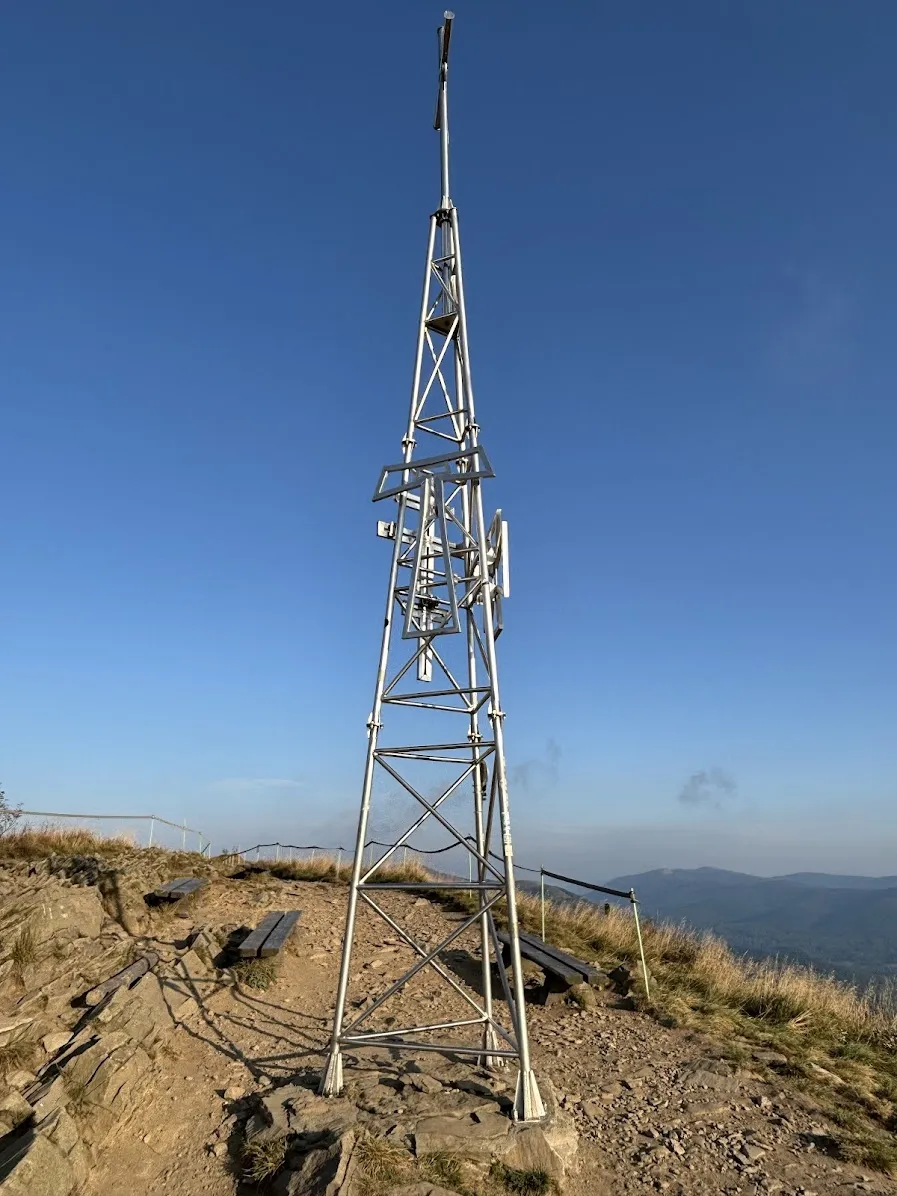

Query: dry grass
left=511, top=890, right=897, bottom=1047
left=489, top=1162, right=555, bottom=1195
left=0, top=1035, right=36, bottom=1074
left=354, top=1132, right=413, bottom=1195
left=831, top=1126, right=897, bottom=1175
left=260, top=855, right=431, bottom=887
left=0, top=824, right=211, bottom=872
left=355, top=1136, right=486, bottom=1196
left=241, top=1135, right=289, bottom=1183
left=0, top=824, right=135, bottom=859
left=10, top=925, right=37, bottom=974
left=234, top=957, right=278, bottom=991
left=418, top=1152, right=466, bottom=1189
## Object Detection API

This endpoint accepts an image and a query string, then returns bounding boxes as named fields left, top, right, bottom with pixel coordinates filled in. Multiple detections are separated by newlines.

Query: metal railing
left=18, top=810, right=209, bottom=856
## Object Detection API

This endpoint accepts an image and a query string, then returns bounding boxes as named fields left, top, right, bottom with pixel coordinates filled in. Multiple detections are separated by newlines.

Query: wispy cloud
left=510, top=738, right=561, bottom=794
left=677, top=767, right=738, bottom=810
left=208, top=777, right=304, bottom=794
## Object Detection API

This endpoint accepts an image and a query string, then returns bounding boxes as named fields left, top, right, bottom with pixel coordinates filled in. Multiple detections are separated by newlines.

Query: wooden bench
left=152, top=877, right=208, bottom=901
left=497, top=929, right=599, bottom=989
left=239, top=910, right=302, bottom=959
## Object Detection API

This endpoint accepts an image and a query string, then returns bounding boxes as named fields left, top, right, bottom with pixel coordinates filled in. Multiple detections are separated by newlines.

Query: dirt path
left=85, top=872, right=897, bottom=1196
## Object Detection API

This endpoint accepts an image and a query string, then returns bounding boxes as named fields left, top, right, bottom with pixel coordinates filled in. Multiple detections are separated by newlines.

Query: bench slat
left=517, top=931, right=599, bottom=983
left=258, top=911, right=301, bottom=958
left=239, top=912, right=284, bottom=959
left=496, top=931, right=589, bottom=986
left=174, top=878, right=206, bottom=894
left=153, top=880, right=183, bottom=897
left=153, top=876, right=208, bottom=900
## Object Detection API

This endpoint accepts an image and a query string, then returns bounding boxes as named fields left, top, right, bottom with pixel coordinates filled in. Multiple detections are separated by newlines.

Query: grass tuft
left=418, top=1151, right=466, bottom=1189
left=832, top=1129, right=897, bottom=1175
left=489, top=1161, right=555, bottom=1195
left=64, top=1076, right=94, bottom=1121
left=0, top=1035, right=36, bottom=1074
left=10, top=925, right=37, bottom=973
left=354, top=1132, right=414, bottom=1195
left=241, top=1135, right=289, bottom=1183
left=234, top=957, right=278, bottom=991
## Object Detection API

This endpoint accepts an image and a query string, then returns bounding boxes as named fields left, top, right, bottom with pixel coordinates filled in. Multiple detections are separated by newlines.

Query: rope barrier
left=213, top=837, right=653, bottom=998
left=539, top=867, right=633, bottom=901
left=20, top=816, right=651, bottom=992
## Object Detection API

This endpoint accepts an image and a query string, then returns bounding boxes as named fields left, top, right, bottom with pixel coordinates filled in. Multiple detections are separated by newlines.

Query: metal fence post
left=630, top=892, right=650, bottom=999
left=336, top=848, right=342, bottom=876
left=148, top=818, right=155, bottom=848
left=540, top=867, right=546, bottom=941
left=276, top=843, right=280, bottom=862
left=181, top=819, right=187, bottom=851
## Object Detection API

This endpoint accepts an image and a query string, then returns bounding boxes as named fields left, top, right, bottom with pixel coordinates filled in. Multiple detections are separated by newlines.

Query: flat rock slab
left=413, top=1111, right=511, bottom=1158
left=41, top=1032, right=71, bottom=1055
left=258, top=1085, right=358, bottom=1141
left=0, top=1130, right=74, bottom=1196
left=679, top=1059, right=742, bottom=1093
left=412, top=1102, right=578, bottom=1187
left=501, top=1119, right=580, bottom=1185
left=28, top=887, right=105, bottom=944
left=273, top=1128, right=356, bottom=1196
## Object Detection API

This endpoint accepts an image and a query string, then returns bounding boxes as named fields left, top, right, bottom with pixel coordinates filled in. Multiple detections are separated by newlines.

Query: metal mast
left=320, top=11, right=544, bottom=1123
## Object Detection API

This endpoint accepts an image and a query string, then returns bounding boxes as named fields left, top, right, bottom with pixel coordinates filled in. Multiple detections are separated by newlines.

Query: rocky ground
left=0, top=854, right=895, bottom=1195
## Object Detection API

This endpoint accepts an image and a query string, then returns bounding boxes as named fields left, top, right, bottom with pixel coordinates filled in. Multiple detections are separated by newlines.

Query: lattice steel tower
left=320, top=12, right=544, bottom=1123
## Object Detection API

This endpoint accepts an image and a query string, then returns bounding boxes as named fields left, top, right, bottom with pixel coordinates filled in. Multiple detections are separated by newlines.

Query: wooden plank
left=153, top=878, right=186, bottom=898
left=258, top=910, right=301, bottom=958
left=238, top=912, right=284, bottom=959
left=496, top=931, right=585, bottom=986
left=173, top=878, right=207, bottom=896
left=152, top=876, right=208, bottom=900
left=84, top=952, right=160, bottom=1006
left=517, top=931, right=600, bottom=983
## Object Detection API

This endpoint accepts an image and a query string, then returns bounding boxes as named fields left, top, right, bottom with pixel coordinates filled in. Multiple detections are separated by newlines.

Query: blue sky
left=1, top=2, right=894, bottom=872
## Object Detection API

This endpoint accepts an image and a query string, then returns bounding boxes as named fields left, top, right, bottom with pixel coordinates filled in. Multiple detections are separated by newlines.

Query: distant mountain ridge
left=777, top=872, right=897, bottom=891
left=602, top=867, right=897, bottom=983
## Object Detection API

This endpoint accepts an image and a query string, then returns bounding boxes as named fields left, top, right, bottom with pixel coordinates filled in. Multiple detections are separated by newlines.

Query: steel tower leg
left=320, top=12, right=543, bottom=1122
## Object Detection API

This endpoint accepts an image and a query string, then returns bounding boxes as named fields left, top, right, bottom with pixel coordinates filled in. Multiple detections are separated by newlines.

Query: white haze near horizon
left=210, top=798, right=897, bottom=882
